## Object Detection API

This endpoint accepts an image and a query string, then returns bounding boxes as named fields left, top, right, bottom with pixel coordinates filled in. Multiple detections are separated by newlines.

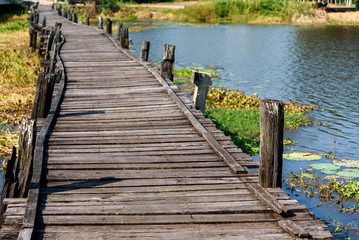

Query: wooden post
left=0, top=146, right=17, bottom=226
left=106, top=18, right=112, bottom=35
left=31, top=73, right=56, bottom=119
left=58, top=5, right=62, bottom=16
left=120, top=26, right=129, bottom=49
left=116, top=22, right=123, bottom=41
left=191, top=71, right=212, bottom=113
left=74, top=12, right=78, bottom=23
left=68, top=10, right=72, bottom=21
left=86, top=14, right=90, bottom=26
left=31, top=12, right=39, bottom=51
left=98, top=16, right=103, bottom=29
left=259, top=99, right=284, bottom=188
left=35, top=12, right=39, bottom=25
left=14, top=119, right=37, bottom=198
left=29, top=8, right=34, bottom=48
left=160, top=44, right=175, bottom=81
left=42, top=15, right=46, bottom=28
left=140, top=41, right=150, bottom=61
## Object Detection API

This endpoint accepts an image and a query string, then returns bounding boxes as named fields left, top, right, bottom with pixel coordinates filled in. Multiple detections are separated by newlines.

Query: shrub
left=184, top=2, right=214, bottom=22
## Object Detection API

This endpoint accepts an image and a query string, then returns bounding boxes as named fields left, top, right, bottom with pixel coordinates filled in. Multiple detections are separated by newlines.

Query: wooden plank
left=278, top=220, right=310, bottom=238
left=248, top=183, right=288, bottom=215
left=39, top=213, right=279, bottom=225
left=38, top=201, right=269, bottom=215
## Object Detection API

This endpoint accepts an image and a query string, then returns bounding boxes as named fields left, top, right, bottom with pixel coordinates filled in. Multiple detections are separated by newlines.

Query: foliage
left=0, top=19, right=28, bottom=33
left=204, top=108, right=260, bottom=155
left=285, top=171, right=359, bottom=211
left=207, top=86, right=316, bottom=113
left=201, top=86, right=315, bottom=155
left=184, top=2, right=214, bottom=22
left=101, top=0, right=122, bottom=14
left=0, top=13, right=39, bottom=161
left=211, top=0, right=315, bottom=23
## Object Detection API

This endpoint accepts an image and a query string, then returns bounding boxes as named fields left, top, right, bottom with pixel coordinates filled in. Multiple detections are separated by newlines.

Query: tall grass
left=0, top=13, right=40, bottom=160
left=185, top=0, right=315, bottom=23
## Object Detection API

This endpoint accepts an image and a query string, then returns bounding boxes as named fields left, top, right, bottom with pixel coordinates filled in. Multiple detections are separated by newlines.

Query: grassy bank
left=0, top=12, right=40, bottom=160
left=58, top=0, right=317, bottom=25
left=204, top=87, right=315, bottom=155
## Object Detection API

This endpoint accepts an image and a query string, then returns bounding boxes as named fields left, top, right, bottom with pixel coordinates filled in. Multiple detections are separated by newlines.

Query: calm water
left=130, top=23, right=359, bottom=238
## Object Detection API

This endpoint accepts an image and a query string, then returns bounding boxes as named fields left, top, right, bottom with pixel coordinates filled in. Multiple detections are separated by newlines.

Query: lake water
left=130, top=22, right=359, bottom=238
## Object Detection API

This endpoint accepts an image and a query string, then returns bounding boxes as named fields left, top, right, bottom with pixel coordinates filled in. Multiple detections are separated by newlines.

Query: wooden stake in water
left=140, top=41, right=150, bottom=61
left=191, top=71, right=212, bottom=113
left=160, top=44, right=175, bottom=81
left=98, top=16, right=103, bottom=29
left=259, top=99, right=284, bottom=188
left=106, top=18, right=112, bottom=35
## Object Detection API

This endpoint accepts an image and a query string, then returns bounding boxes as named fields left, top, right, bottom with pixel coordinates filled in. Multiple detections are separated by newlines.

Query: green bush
left=210, top=0, right=315, bottom=23
left=98, top=0, right=124, bottom=14
left=214, top=1, right=230, bottom=18
left=184, top=2, right=214, bottom=22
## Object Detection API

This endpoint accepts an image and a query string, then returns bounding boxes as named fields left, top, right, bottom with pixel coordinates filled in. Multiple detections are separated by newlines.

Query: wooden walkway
left=2, top=6, right=332, bottom=240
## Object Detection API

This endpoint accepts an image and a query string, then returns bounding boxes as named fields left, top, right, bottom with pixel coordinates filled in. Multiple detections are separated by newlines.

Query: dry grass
left=0, top=14, right=40, bottom=160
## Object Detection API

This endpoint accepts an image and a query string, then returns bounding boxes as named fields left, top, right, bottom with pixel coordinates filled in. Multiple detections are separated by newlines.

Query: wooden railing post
left=15, top=119, right=37, bottom=198
left=259, top=99, right=284, bottom=188
left=86, top=14, right=90, bottom=26
left=0, top=146, right=16, bottom=226
left=73, top=12, right=78, bottom=23
left=57, top=5, right=61, bottom=15
left=191, top=71, right=212, bottom=113
left=140, top=41, right=150, bottom=61
left=98, top=16, right=103, bottom=29
left=116, top=22, right=123, bottom=41
left=106, top=18, right=112, bottom=35
left=42, top=15, right=46, bottom=28
left=120, top=26, right=129, bottom=49
left=160, top=44, right=175, bottom=81
left=68, top=10, right=72, bottom=21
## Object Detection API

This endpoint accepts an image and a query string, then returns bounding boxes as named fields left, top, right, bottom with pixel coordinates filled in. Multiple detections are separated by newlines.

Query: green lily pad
left=333, top=160, right=359, bottom=168
left=336, top=169, right=359, bottom=178
left=283, top=152, right=322, bottom=161
left=309, top=163, right=340, bottom=172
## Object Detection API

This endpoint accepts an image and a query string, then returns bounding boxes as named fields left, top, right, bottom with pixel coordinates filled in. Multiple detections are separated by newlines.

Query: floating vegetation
left=283, top=139, right=297, bottom=146
left=334, top=159, right=359, bottom=168
left=309, top=163, right=340, bottom=174
left=128, top=26, right=163, bottom=33
left=285, top=171, right=359, bottom=206
left=336, top=169, right=359, bottom=178
left=283, top=152, right=322, bottom=161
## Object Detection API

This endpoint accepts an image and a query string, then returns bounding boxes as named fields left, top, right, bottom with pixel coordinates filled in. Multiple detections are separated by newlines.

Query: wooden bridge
left=0, top=5, right=332, bottom=240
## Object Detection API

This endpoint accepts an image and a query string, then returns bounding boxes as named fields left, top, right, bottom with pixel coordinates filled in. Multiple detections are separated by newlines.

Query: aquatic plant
left=283, top=152, right=322, bottom=161
left=285, top=171, right=359, bottom=205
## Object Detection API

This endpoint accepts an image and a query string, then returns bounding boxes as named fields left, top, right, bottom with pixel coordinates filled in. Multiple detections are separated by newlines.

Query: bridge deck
left=2, top=7, right=332, bottom=240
